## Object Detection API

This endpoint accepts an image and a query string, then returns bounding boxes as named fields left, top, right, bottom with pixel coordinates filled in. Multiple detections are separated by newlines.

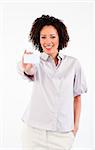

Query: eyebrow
left=40, top=34, right=56, bottom=36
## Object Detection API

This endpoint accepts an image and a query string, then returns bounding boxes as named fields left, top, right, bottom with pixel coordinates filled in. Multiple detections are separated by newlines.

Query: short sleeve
left=73, top=60, right=87, bottom=97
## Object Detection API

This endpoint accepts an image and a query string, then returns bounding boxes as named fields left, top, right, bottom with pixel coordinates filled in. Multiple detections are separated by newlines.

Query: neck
left=50, top=52, right=59, bottom=65
left=50, top=52, right=58, bottom=60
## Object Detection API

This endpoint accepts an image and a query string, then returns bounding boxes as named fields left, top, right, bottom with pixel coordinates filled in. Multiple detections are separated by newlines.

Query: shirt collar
left=40, top=52, right=63, bottom=61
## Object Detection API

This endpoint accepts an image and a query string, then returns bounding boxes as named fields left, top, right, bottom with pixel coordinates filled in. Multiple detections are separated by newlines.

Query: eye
left=51, top=36, right=56, bottom=38
left=41, top=37, right=46, bottom=39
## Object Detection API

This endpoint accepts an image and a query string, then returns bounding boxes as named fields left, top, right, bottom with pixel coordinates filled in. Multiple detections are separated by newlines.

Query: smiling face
left=40, top=25, right=59, bottom=59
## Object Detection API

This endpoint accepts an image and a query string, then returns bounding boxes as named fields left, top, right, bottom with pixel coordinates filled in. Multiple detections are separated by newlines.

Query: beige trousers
left=21, top=123, right=75, bottom=150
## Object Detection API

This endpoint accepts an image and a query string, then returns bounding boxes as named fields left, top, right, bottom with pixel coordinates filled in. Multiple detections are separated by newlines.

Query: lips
left=45, top=46, right=53, bottom=51
left=46, top=48, right=51, bottom=51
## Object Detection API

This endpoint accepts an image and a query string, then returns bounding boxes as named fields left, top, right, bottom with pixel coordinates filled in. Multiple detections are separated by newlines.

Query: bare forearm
left=73, top=95, right=81, bottom=135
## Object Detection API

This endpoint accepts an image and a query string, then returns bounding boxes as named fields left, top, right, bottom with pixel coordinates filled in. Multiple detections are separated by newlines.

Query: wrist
left=74, top=123, right=79, bottom=130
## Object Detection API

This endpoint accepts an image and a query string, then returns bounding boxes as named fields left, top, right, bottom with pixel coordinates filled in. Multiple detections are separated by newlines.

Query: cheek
left=40, top=39, right=44, bottom=47
left=54, top=39, right=59, bottom=47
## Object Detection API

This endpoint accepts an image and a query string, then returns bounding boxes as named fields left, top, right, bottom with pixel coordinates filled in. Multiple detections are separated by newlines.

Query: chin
left=46, top=52, right=52, bottom=56
left=44, top=50, right=52, bottom=54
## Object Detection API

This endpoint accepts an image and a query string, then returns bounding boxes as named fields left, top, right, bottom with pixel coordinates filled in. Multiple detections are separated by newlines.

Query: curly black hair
left=29, top=15, right=70, bottom=52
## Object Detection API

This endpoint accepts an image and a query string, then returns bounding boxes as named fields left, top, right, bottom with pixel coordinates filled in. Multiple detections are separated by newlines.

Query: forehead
left=40, top=25, right=58, bottom=35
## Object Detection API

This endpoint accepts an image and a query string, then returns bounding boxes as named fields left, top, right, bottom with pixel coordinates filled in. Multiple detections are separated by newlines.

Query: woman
left=18, top=15, right=87, bottom=150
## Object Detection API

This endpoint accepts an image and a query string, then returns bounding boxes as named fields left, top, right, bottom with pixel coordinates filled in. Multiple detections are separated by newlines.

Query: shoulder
left=65, top=55, right=77, bottom=61
left=61, top=54, right=81, bottom=70
left=62, top=54, right=79, bottom=64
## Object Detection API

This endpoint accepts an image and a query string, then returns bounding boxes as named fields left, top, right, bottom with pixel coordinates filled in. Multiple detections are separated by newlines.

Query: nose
left=45, top=37, right=52, bottom=45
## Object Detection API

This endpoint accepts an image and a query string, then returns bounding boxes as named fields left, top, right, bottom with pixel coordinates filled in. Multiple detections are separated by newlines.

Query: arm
left=72, top=95, right=81, bottom=136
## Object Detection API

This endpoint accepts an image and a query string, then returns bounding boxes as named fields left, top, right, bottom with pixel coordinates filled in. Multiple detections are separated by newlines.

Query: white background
left=0, top=1, right=95, bottom=150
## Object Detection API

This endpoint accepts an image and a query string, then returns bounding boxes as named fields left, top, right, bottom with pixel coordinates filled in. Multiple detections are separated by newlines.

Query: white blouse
left=17, top=52, right=87, bottom=132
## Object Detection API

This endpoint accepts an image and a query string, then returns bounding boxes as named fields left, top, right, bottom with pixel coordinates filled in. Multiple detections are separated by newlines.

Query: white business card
left=24, top=53, right=40, bottom=64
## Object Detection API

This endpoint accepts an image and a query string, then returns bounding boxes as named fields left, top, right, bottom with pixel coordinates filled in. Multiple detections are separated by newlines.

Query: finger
left=24, top=50, right=27, bottom=54
left=22, top=55, right=24, bottom=62
left=24, top=50, right=31, bottom=54
left=26, top=51, right=33, bottom=54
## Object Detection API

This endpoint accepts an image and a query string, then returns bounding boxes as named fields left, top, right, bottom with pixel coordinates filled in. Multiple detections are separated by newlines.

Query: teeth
left=45, top=46, right=52, bottom=48
left=44, top=45, right=53, bottom=48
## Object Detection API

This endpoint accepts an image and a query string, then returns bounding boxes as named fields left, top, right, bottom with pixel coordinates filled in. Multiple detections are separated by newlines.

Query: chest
left=39, top=60, right=75, bottom=79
